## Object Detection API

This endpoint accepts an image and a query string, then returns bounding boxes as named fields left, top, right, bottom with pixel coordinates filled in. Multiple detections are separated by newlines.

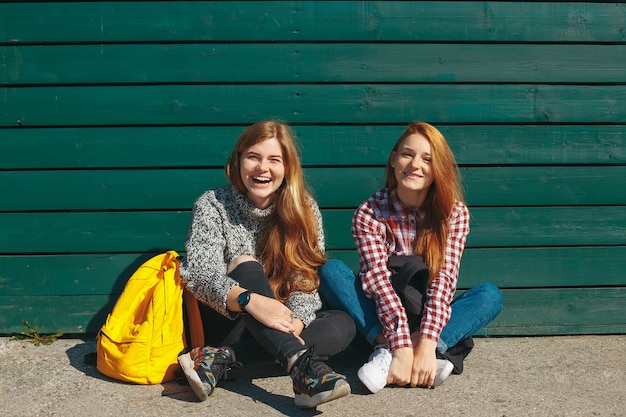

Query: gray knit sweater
left=179, top=184, right=325, bottom=327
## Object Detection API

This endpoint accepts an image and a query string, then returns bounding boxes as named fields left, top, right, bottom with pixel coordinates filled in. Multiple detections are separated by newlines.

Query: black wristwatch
left=237, top=290, right=252, bottom=312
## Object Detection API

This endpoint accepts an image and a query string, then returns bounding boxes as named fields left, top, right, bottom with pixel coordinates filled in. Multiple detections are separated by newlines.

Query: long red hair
left=384, top=122, right=464, bottom=281
left=225, top=120, right=326, bottom=301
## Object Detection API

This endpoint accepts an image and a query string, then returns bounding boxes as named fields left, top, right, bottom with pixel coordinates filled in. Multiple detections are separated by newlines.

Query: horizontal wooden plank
left=2, top=287, right=624, bottom=335
left=459, top=247, right=626, bottom=289
left=2, top=125, right=625, bottom=169
left=0, top=212, right=190, bottom=254
left=459, top=166, right=626, bottom=207
left=466, top=207, right=626, bottom=248
left=0, top=207, right=624, bottom=254
left=2, top=2, right=624, bottom=43
left=3, top=246, right=625, bottom=297
left=0, top=169, right=225, bottom=211
left=0, top=253, right=149, bottom=296
left=2, top=166, right=625, bottom=211
left=3, top=84, right=626, bottom=127
left=324, top=207, right=626, bottom=250
left=327, top=246, right=626, bottom=290
left=0, top=294, right=110, bottom=334
left=5, top=43, right=626, bottom=84
left=477, top=288, right=626, bottom=336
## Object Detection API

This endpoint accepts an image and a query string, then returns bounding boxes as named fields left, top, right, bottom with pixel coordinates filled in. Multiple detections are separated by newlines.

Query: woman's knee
left=227, top=257, right=272, bottom=295
left=305, top=310, right=357, bottom=355
left=336, top=310, right=357, bottom=339
left=317, top=310, right=357, bottom=336
left=475, top=282, right=504, bottom=311
left=319, top=259, right=354, bottom=278
left=318, top=259, right=358, bottom=299
left=227, top=255, right=259, bottom=274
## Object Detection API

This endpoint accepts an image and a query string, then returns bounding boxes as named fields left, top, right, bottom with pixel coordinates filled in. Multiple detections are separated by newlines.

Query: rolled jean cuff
left=365, top=324, right=384, bottom=347
left=437, top=338, right=448, bottom=355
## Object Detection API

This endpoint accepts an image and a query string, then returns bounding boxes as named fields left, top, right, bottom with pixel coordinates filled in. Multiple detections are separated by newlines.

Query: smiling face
left=390, top=132, right=434, bottom=208
left=239, top=137, right=286, bottom=209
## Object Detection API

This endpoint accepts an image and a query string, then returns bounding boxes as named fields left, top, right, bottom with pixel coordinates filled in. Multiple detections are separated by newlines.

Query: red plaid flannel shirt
left=352, top=187, right=469, bottom=352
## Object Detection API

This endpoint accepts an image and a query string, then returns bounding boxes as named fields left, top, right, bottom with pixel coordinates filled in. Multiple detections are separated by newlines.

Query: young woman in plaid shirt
left=319, top=122, right=503, bottom=393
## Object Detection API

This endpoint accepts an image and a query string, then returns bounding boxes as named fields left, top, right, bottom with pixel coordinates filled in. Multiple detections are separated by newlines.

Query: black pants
left=200, top=261, right=356, bottom=369
left=388, top=255, right=430, bottom=329
left=388, top=256, right=474, bottom=373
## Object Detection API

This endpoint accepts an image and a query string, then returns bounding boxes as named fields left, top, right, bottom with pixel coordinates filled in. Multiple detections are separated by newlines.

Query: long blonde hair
left=384, top=122, right=464, bottom=281
left=225, top=120, right=326, bottom=301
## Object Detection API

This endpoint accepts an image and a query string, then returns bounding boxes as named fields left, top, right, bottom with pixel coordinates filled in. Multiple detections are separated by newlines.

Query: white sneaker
left=357, top=345, right=392, bottom=393
left=434, top=359, right=454, bottom=387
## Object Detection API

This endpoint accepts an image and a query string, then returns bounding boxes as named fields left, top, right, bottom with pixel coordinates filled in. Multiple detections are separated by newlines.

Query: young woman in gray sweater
left=177, top=120, right=355, bottom=408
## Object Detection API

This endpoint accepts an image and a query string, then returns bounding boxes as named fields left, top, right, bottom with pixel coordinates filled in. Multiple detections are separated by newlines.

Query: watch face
left=238, top=291, right=250, bottom=308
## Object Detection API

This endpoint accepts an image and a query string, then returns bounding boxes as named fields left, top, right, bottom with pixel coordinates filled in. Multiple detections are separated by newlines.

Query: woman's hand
left=410, top=338, right=438, bottom=388
left=226, top=286, right=296, bottom=333
left=386, top=347, right=413, bottom=386
left=245, top=293, right=296, bottom=334
left=291, top=317, right=305, bottom=337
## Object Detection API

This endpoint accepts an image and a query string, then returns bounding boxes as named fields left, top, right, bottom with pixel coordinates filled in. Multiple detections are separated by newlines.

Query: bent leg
left=389, top=256, right=429, bottom=327
left=300, top=310, right=356, bottom=358
left=438, top=282, right=503, bottom=353
left=318, top=259, right=382, bottom=346
left=228, top=260, right=306, bottom=368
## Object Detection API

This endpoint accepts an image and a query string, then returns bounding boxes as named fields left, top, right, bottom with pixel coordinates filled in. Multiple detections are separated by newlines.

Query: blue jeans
left=318, top=259, right=503, bottom=354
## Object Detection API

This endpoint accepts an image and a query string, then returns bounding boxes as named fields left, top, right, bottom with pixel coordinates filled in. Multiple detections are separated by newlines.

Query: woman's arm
left=286, top=291, right=323, bottom=328
left=352, top=200, right=413, bottom=352
left=419, top=200, right=470, bottom=343
left=409, top=201, right=470, bottom=387
left=310, top=195, right=326, bottom=253
left=181, top=192, right=238, bottom=318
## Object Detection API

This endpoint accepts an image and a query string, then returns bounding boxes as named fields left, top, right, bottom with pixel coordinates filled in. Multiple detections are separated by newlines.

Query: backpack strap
left=174, top=254, right=205, bottom=349
left=183, top=287, right=205, bottom=348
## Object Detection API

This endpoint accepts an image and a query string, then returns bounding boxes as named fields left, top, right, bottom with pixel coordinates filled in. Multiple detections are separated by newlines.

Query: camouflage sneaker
left=290, top=348, right=351, bottom=408
left=177, top=346, right=237, bottom=401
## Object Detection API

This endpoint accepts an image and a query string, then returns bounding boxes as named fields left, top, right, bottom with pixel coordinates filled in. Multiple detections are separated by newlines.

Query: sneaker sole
left=178, top=353, right=214, bottom=401
left=294, top=378, right=351, bottom=408
left=357, top=365, right=385, bottom=394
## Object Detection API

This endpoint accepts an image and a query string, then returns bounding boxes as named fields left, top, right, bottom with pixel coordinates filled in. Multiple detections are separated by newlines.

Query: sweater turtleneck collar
left=230, top=184, right=276, bottom=220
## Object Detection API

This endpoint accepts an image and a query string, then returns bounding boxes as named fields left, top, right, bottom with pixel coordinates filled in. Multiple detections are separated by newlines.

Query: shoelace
left=211, top=350, right=242, bottom=381
left=306, top=357, right=333, bottom=377
left=294, top=348, right=333, bottom=378
left=372, top=348, right=392, bottom=371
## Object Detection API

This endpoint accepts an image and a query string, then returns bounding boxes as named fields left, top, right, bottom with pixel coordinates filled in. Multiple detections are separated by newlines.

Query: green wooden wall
left=1, top=1, right=625, bottom=336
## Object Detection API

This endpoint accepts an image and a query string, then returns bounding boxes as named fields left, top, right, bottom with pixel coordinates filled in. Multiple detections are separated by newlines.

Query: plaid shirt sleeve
left=419, top=200, right=470, bottom=342
left=352, top=199, right=414, bottom=352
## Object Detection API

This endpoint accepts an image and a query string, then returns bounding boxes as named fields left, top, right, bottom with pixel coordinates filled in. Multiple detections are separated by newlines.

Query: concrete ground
left=0, top=335, right=624, bottom=417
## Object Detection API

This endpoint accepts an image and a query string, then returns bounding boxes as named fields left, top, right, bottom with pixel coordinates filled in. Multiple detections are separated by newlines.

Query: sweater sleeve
left=299, top=193, right=325, bottom=252
left=352, top=199, right=413, bottom=352
left=180, top=192, right=239, bottom=319
left=286, top=291, right=323, bottom=327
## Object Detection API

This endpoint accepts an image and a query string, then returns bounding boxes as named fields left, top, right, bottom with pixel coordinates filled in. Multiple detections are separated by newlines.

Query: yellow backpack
left=96, top=250, right=204, bottom=384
